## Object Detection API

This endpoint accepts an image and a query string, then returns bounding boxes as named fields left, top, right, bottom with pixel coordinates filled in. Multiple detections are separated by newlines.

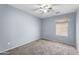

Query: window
left=56, top=18, right=68, bottom=36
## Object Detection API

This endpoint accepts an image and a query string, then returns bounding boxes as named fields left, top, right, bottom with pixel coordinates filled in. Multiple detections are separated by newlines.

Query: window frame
left=55, top=17, right=69, bottom=36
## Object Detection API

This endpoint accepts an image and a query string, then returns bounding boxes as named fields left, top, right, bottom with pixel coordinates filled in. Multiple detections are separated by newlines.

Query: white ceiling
left=10, top=4, right=79, bottom=18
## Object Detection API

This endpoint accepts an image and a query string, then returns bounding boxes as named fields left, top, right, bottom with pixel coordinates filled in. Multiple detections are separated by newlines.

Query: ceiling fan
left=33, top=4, right=60, bottom=14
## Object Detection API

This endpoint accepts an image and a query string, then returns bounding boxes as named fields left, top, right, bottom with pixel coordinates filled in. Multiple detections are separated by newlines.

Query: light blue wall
left=76, top=8, right=79, bottom=49
left=0, top=5, right=41, bottom=53
left=0, top=5, right=9, bottom=52
left=42, top=12, right=76, bottom=46
left=0, top=4, right=77, bottom=52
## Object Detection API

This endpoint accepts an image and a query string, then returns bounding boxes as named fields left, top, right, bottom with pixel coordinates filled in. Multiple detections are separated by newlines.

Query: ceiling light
left=34, top=4, right=56, bottom=14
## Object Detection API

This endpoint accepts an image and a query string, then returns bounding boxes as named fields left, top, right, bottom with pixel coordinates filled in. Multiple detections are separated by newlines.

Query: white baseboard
left=42, top=38, right=75, bottom=47
left=0, top=39, right=39, bottom=53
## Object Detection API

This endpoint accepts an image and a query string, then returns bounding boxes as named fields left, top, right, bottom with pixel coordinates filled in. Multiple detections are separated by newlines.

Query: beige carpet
left=6, top=39, right=79, bottom=55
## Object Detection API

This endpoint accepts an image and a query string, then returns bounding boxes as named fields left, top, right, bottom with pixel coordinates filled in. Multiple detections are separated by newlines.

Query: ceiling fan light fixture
left=34, top=4, right=59, bottom=14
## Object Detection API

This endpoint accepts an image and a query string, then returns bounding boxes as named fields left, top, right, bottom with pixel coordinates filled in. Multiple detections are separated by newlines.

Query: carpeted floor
left=5, top=39, right=79, bottom=55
